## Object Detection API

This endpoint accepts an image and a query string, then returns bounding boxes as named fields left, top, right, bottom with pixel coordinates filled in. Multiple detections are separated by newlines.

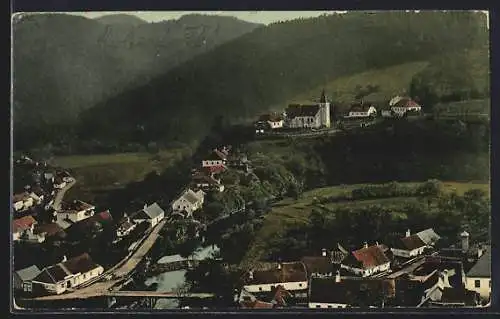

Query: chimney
left=248, top=270, right=254, bottom=280
left=322, top=248, right=327, bottom=257
left=144, top=203, right=148, bottom=210
left=363, top=242, right=368, bottom=249
left=376, top=241, right=379, bottom=246
left=406, top=229, right=411, bottom=237
left=460, top=231, right=469, bottom=253
left=61, top=255, right=67, bottom=263
left=277, top=262, right=282, bottom=270
left=440, top=270, right=452, bottom=288
left=335, top=270, right=341, bottom=283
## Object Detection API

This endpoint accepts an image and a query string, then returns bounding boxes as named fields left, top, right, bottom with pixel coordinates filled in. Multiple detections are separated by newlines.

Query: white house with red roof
left=242, top=262, right=308, bottom=293
left=341, top=243, right=391, bottom=277
left=389, top=96, right=422, bottom=116
left=12, top=215, right=38, bottom=241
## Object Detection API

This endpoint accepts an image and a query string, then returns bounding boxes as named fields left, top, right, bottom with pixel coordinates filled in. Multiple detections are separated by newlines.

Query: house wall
left=243, top=281, right=308, bottom=293
left=288, top=114, right=321, bottom=129
left=466, top=277, right=491, bottom=299
left=341, top=262, right=390, bottom=277
left=13, top=231, right=21, bottom=241
left=14, top=201, right=24, bottom=211
left=268, top=120, right=284, bottom=129
left=392, top=247, right=425, bottom=258
left=24, top=198, right=34, bottom=209
left=32, top=280, right=67, bottom=295
left=13, top=274, right=23, bottom=290
left=172, top=198, right=195, bottom=214
left=308, top=302, right=347, bottom=309
left=202, top=159, right=224, bottom=167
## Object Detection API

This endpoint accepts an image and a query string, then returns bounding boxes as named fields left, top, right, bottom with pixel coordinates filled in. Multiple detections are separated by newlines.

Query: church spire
left=320, top=89, right=327, bottom=103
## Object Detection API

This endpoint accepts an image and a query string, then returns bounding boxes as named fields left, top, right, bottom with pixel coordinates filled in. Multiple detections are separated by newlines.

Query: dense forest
left=13, top=13, right=261, bottom=150
left=14, top=11, right=488, bottom=153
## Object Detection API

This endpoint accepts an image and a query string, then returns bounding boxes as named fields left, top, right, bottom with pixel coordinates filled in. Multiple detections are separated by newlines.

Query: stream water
left=143, top=245, right=220, bottom=309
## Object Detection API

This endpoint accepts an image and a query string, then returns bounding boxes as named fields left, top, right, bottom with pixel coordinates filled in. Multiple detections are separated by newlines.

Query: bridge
left=105, top=291, right=215, bottom=298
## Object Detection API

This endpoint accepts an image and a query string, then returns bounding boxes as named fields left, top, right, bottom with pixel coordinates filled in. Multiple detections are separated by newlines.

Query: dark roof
left=13, top=215, right=37, bottom=233
left=269, top=285, right=292, bottom=306
left=205, top=149, right=227, bottom=161
left=301, top=256, right=335, bottom=275
left=466, top=247, right=491, bottom=277
left=33, top=223, right=65, bottom=237
left=309, top=277, right=395, bottom=305
left=344, top=245, right=390, bottom=269
left=414, top=258, right=464, bottom=288
left=320, top=89, right=327, bottom=103
left=286, top=104, right=320, bottom=118
left=438, top=287, right=479, bottom=306
left=32, top=268, right=61, bottom=284
left=15, top=265, right=42, bottom=281
left=62, top=253, right=100, bottom=274
left=393, top=234, right=427, bottom=251
left=60, top=200, right=95, bottom=213
left=349, top=103, right=375, bottom=112
left=259, top=113, right=283, bottom=122
left=13, top=192, right=30, bottom=202
left=245, top=262, right=307, bottom=285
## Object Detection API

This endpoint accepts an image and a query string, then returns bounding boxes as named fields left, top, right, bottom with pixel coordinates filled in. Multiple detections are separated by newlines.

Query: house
left=30, top=186, right=46, bottom=204
left=171, top=189, right=205, bottom=217
left=43, top=172, right=55, bottom=183
left=66, top=210, right=113, bottom=238
left=57, top=171, right=74, bottom=183
left=53, top=176, right=67, bottom=189
left=427, top=287, right=480, bottom=307
left=57, top=200, right=95, bottom=226
left=285, top=90, right=331, bottom=129
left=191, top=172, right=225, bottom=193
left=13, top=265, right=42, bottom=293
left=243, top=262, right=308, bottom=294
left=31, top=253, right=104, bottom=295
left=465, top=246, right=491, bottom=301
left=346, top=102, right=377, bottom=118
left=341, top=243, right=391, bottom=277
left=391, top=229, right=427, bottom=258
left=390, top=96, right=422, bottom=116
left=301, top=248, right=338, bottom=278
left=238, top=289, right=274, bottom=309
left=33, top=223, right=66, bottom=242
left=130, top=202, right=165, bottom=228
left=202, top=148, right=229, bottom=168
left=12, top=192, right=34, bottom=212
left=12, top=215, right=37, bottom=241
left=308, top=274, right=396, bottom=308
left=258, top=113, right=285, bottom=129
left=116, top=213, right=137, bottom=238
left=227, top=153, right=250, bottom=171
left=416, top=228, right=441, bottom=247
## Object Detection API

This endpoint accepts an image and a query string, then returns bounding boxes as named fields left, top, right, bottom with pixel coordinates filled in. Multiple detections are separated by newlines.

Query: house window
left=489, top=280, right=491, bottom=288
left=328, top=305, right=332, bottom=308
left=299, top=283, right=303, bottom=287
left=271, top=285, right=275, bottom=290
left=316, top=305, right=321, bottom=308
left=475, top=280, right=481, bottom=288
left=83, top=274, right=86, bottom=279
left=259, top=287, right=263, bottom=291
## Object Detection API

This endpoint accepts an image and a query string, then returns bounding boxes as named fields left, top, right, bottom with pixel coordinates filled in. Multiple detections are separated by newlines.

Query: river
left=143, top=245, right=220, bottom=309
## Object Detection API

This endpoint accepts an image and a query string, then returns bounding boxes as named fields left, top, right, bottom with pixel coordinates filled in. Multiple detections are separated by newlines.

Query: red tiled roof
left=240, top=300, right=274, bottom=309
left=202, top=165, right=226, bottom=174
left=97, top=210, right=113, bottom=221
left=351, top=245, right=390, bottom=269
left=13, top=215, right=37, bottom=233
left=62, top=253, right=101, bottom=274
left=245, top=262, right=308, bottom=285
left=393, top=98, right=421, bottom=109
left=259, top=113, right=283, bottom=122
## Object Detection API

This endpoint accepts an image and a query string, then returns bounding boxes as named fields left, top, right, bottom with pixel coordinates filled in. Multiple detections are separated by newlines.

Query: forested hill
left=13, top=13, right=261, bottom=149
left=74, top=11, right=488, bottom=148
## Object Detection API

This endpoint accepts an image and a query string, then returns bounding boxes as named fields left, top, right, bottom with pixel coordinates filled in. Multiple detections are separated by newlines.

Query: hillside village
left=12, top=115, right=491, bottom=308
left=11, top=10, right=490, bottom=312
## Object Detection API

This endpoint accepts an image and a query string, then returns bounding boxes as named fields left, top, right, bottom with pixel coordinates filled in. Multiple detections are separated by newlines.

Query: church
left=285, top=90, right=331, bottom=129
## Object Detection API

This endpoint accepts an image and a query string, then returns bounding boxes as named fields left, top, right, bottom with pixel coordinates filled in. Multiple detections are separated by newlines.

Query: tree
left=203, top=202, right=225, bottom=221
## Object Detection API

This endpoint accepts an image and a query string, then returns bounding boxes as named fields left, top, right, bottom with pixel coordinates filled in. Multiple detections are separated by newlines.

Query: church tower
left=319, top=89, right=331, bottom=128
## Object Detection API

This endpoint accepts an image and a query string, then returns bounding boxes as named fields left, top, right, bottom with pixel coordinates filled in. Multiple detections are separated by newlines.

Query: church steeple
left=320, top=89, right=327, bottom=103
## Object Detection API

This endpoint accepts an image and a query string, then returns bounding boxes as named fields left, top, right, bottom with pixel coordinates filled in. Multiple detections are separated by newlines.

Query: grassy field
left=434, top=99, right=490, bottom=115
left=268, top=61, right=429, bottom=112
left=51, top=148, right=191, bottom=203
left=240, top=181, right=490, bottom=267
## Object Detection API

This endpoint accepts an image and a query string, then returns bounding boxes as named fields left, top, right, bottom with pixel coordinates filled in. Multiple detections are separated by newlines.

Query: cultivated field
left=241, top=181, right=490, bottom=265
